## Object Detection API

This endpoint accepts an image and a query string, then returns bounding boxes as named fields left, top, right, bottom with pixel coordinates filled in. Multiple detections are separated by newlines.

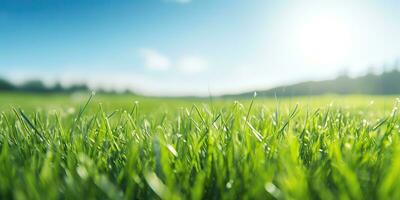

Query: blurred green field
left=1, top=92, right=400, bottom=199
left=0, top=92, right=397, bottom=113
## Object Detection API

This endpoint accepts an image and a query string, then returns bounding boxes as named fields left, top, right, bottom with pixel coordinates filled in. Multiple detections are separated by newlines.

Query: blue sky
left=1, top=0, right=400, bottom=95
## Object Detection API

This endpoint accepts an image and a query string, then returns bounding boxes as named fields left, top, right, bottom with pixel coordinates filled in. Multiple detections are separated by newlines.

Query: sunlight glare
left=295, top=14, right=353, bottom=65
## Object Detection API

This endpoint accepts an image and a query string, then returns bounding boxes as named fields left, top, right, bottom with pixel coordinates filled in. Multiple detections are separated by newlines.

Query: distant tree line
left=3, top=68, right=400, bottom=96
left=225, top=69, right=400, bottom=98
left=0, top=79, right=90, bottom=93
left=0, top=78, right=132, bottom=94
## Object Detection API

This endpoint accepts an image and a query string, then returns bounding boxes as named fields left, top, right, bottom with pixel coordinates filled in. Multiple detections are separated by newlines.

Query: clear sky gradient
left=1, top=0, right=400, bottom=95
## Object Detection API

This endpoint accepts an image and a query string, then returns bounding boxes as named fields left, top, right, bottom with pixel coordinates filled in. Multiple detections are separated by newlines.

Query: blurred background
left=1, top=0, right=400, bottom=97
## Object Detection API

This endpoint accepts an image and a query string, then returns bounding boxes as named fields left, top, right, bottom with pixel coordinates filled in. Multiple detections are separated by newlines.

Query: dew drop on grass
left=264, top=182, right=281, bottom=198
left=67, top=107, right=76, bottom=115
left=144, top=172, right=167, bottom=199
left=226, top=180, right=234, bottom=189
left=76, top=165, right=88, bottom=179
left=167, top=144, right=178, bottom=157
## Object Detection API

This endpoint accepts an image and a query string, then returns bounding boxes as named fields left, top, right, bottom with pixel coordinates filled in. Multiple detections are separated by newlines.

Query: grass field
left=1, top=92, right=400, bottom=199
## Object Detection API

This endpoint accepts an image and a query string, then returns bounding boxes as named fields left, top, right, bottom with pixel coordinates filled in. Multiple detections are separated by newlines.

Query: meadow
left=1, top=92, right=400, bottom=199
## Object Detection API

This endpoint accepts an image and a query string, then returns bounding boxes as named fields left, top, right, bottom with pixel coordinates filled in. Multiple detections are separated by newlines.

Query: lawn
left=1, top=92, right=400, bottom=199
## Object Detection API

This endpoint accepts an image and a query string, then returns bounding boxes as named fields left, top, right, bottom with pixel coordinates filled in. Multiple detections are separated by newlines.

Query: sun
left=294, top=14, right=353, bottom=65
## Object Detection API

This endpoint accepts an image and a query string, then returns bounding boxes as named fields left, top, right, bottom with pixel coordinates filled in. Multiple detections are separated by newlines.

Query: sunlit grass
left=1, top=93, right=400, bottom=199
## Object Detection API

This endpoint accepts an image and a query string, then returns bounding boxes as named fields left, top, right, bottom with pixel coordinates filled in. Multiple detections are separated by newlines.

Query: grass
left=1, top=92, right=400, bottom=199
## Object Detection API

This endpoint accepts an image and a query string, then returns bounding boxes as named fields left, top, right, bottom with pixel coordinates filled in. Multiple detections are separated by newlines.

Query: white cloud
left=177, top=56, right=208, bottom=74
left=139, top=48, right=208, bottom=74
left=164, top=0, right=191, bottom=4
left=140, top=49, right=171, bottom=71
